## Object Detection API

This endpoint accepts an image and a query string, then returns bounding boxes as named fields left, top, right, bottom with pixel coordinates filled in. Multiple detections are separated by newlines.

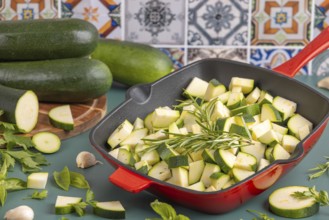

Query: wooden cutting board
left=27, top=96, right=107, bottom=140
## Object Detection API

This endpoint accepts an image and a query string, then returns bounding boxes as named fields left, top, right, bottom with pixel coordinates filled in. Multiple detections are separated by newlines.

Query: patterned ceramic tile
left=160, top=48, right=185, bottom=69
left=188, top=48, right=247, bottom=63
left=250, top=48, right=309, bottom=75
left=0, top=0, right=58, bottom=20
left=62, top=0, right=121, bottom=39
left=125, top=0, right=185, bottom=45
left=312, top=50, right=329, bottom=75
left=188, top=0, right=249, bottom=46
left=314, top=0, right=329, bottom=37
left=251, top=0, right=311, bottom=46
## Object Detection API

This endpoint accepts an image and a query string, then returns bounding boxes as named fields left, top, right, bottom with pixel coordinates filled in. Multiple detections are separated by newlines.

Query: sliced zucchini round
left=32, top=131, right=61, bottom=154
left=269, top=186, right=319, bottom=218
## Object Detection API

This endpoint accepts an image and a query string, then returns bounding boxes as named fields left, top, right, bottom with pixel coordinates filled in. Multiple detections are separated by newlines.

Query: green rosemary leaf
left=247, top=209, right=275, bottom=220
left=308, top=157, right=329, bottom=180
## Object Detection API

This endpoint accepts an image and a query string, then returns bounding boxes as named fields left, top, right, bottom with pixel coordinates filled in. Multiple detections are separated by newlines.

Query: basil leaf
left=0, top=183, right=7, bottom=206
left=4, top=178, right=26, bottom=191
left=53, top=166, right=70, bottom=191
left=150, top=199, right=177, bottom=219
left=25, top=190, right=48, bottom=200
left=86, top=189, right=95, bottom=202
left=71, top=202, right=88, bottom=217
left=175, top=214, right=190, bottom=220
left=70, top=171, right=90, bottom=189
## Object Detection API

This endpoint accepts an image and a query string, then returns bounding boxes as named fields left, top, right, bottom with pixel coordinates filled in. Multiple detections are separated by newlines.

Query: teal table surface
left=1, top=75, right=329, bottom=220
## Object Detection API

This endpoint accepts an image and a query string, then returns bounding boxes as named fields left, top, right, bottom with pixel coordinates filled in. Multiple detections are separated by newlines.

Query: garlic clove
left=76, top=151, right=102, bottom=169
left=317, top=76, right=329, bottom=90
left=4, top=205, right=34, bottom=220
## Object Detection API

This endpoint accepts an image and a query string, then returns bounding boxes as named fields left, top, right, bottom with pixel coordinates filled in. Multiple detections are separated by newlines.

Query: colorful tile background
left=2, top=0, right=329, bottom=75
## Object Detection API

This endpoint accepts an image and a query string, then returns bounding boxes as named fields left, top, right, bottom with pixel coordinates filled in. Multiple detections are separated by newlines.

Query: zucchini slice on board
left=48, top=105, right=74, bottom=131
left=0, top=84, right=38, bottom=133
left=269, top=186, right=319, bottom=218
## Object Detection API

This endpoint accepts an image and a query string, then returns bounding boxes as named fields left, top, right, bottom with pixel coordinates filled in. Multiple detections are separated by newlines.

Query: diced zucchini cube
left=229, top=77, right=254, bottom=94
left=188, top=160, right=205, bottom=185
left=152, top=107, right=180, bottom=128
left=204, top=79, right=226, bottom=101
left=200, top=163, right=221, bottom=187
left=107, top=120, right=133, bottom=148
left=184, top=77, right=209, bottom=98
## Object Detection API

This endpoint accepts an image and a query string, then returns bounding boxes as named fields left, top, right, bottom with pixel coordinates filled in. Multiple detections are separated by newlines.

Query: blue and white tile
left=125, top=0, right=185, bottom=45
left=188, top=48, right=247, bottom=63
left=160, top=48, right=185, bottom=69
left=188, top=0, right=249, bottom=46
left=314, top=0, right=329, bottom=38
left=61, top=0, right=121, bottom=39
left=250, top=48, right=309, bottom=75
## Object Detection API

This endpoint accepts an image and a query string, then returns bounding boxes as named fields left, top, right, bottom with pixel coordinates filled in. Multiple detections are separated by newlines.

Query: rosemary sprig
left=291, top=186, right=329, bottom=206
left=308, top=156, right=329, bottom=180
left=247, top=209, right=275, bottom=220
left=143, top=92, right=252, bottom=154
left=143, top=131, right=251, bottom=155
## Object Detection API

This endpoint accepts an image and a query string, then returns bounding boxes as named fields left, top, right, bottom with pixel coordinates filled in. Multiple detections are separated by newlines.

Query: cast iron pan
left=89, top=27, right=329, bottom=213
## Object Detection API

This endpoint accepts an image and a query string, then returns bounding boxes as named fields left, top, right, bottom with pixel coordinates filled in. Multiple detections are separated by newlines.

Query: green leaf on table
left=53, top=166, right=70, bottom=191
left=70, top=171, right=90, bottom=189
left=25, top=190, right=48, bottom=200
left=71, top=201, right=88, bottom=217
left=0, top=121, right=17, bottom=132
left=308, top=156, right=329, bottom=180
left=3, top=131, right=34, bottom=150
left=0, top=183, right=7, bottom=206
left=247, top=209, right=275, bottom=220
left=4, top=178, right=26, bottom=191
left=148, top=199, right=190, bottom=220
left=6, top=150, right=48, bottom=173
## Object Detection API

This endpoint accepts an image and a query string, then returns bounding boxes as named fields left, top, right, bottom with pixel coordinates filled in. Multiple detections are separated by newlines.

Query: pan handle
left=109, top=167, right=152, bottom=193
left=273, top=27, right=329, bottom=78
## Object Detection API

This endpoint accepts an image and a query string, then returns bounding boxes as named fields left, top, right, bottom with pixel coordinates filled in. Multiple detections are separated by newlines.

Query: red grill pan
left=89, top=27, right=329, bottom=214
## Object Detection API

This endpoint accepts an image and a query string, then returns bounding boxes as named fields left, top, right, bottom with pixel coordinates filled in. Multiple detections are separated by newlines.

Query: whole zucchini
left=0, top=18, right=99, bottom=61
left=0, top=58, right=112, bottom=103
left=91, top=39, right=173, bottom=86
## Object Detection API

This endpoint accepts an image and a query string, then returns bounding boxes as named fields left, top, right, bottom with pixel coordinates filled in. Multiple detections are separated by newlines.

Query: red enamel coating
left=91, top=26, right=329, bottom=214
left=273, top=26, right=329, bottom=77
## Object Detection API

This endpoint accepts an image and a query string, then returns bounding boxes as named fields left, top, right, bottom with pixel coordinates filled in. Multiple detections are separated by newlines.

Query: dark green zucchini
left=91, top=39, right=173, bottom=86
left=0, top=18, right=99, bottom=60
left=0, top=85, right=39, bottom=133
left=0, top=58, right=112, bottom=103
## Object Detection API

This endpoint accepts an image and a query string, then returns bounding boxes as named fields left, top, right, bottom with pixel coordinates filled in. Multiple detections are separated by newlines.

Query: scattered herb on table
left=291, top=186, right=329, bottom=206
left=24, top=190, right=48, bottom=200
left=70, top=190, right=97, bottom=217
left=308, top=156, right=329, bottom=180
left=53, top=166, right=91, bottom=191
left=247, top=209, right=275, bottom=220
left=145, top=199, right=190, bottom=220
left=0, top=178, right=27, bottom=206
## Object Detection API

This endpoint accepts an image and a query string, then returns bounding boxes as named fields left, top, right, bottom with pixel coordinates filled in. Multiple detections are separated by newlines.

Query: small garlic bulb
left=318, top=77, right=329, bottom=90
left=4, top=205, right=34, bottom=220
left=76, top=151, right=102, bottom=168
